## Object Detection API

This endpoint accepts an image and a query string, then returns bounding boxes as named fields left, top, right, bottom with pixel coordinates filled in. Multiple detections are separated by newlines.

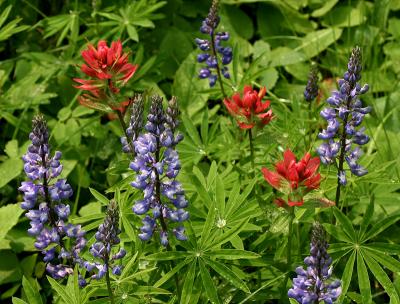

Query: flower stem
left=282, top=207, right=295, bottom=297
left=210, top=31, right=227, bottom=99
left=105, top=262, right=115, bottom=304
left=248, top=129, right=255, bottom=178
left=115, top=109, right=135, bottom=155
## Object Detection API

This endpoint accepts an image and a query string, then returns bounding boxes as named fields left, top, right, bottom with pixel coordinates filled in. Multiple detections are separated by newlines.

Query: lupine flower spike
left=317, top=46, right=370, bottom=204
left=74, top=40, right=138, bottom=112
left=19, top=114, right=87, bottom=279
left=304, top=66, right=319, bottom=102
left=130, top=95, right=188, bottom=246
left=196, top=0, right=232, bottom=90
left=121, top=93, right=145, bottom=154
left=224, top=85, right=273, bottom=129
left=80, top=200, right=125, bottom=287
left=288, top=222, right=342, bottom=304
left=262, top=150, right=321, bottom=207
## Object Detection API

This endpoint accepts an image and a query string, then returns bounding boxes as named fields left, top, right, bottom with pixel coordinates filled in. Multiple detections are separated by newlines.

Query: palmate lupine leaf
left=0, top=5, right=29, bottom=42
left=328, top=199, right=400, bottom=303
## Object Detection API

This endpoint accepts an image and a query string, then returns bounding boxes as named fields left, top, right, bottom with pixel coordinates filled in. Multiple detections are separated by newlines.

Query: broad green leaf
left=180, top=259, right=197, bottom=304
left=358, top=198, right=374, bottom=241
left=22, top=276, right=42, bottom=304
left=0, top=203, right=24, bottom=240
left=200, top=109, right=209, bottom=145
left=363, top=247, right=400, bottom=273
left=12, top=298, right=28, bottom=304
left=199, top=258, right=221, bottom=304
left=154, top=259, right=190, bottom=288
left=145, top=251, right=189, bottom=261
left=357, top=251, right=372, bottom=303
left=337, top=251, right=356, bottom=304
left=206, top=249, right=260, bottom=260
left=225, top=179, right=255, bottom=218
left=0, top=158, right=23, bottom=188
left=215, top=175, right=225, bottom=215
left=362, top=214, right=400, bottom=242
left=333, top=208, right=356, bottom=241
left=200, top=205, right=216, bottom=248
left=203, top=257, right=250, bottom=293
left=89, top=188, right=109, bottom=205
left=47, top=276, right=75, bottom=304
left=364, top=243, right=400, bottom=255
left=207, top=218, right=249, bottom=250
left=181, top=113, right=202, bottom=146
left=311, top=0, right=339, bottom=17
left=324, top=223, right=353, bottom=243
left=363, top=251, right=400, bottom=303
left=207, top=161, right=218, bottom=188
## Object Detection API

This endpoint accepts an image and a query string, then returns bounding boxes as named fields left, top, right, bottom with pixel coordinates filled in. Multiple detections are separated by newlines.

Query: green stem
left=308, top=101, right=312, bottom=150
left=282, top=207, right=295, bottom=297
left=105, top=262, right=115, bottom=304
left=248, top=129, right=255, bottom=178
left=210, top=31, right=227, bottom=99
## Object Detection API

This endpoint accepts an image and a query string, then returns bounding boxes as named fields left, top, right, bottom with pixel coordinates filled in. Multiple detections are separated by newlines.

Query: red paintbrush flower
left=73, top=40, right=138, bottom=112
left=261, top=149, right=321, bottom=207
left=223, top=85, right=273, bottom=129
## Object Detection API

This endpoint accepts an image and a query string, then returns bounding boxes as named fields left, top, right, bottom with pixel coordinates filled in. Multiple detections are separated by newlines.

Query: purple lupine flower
left=304, top=66, right=319, bottom=102
left=121, top=94, right=145, bottom=154
left=130, top=95, right=188, bottom=247
left=288, top=222, right=341, bottom=304
left=18, top=114, right=87, bottom=279
left=81, top=200, right=125, bottom=285
left=195, top=0, right=232, bottom=87
left=317, top=46, right=371, bottom=183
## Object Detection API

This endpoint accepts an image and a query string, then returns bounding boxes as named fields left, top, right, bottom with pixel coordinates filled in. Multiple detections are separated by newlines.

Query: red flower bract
left=261, top=150, right=321, bottom=207
left=223, top=85, right=273, bottom=129
left=73, top=40, right=138, bottom=111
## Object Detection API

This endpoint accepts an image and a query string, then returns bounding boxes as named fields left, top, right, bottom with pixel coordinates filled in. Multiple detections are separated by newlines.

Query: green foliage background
left=0, top=0, right=400, bottom=303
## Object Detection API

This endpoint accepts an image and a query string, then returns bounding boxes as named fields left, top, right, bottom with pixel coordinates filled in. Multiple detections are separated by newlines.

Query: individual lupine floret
left=317, top=46, right=371, bottom=185
left=288, top=222, right=341, bottom=304
left=18, top=114, right=87, bottom=279
left=130, top=95, right=188, bottom=246
left=121, top=94, right=145, bottom=154
left=304, top=66, right=319, bottom=102
left=80, top=200, right=125, bottom=286
left=195, top=0, right=232, bottom=87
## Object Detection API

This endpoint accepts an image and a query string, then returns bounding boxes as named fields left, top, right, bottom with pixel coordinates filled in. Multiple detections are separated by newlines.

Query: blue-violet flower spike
left=288, top=222, right=342, bottom=304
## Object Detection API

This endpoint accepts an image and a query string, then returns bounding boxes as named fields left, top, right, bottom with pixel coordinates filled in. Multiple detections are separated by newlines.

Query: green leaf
left=127, top=24, right=139, bottom=41
left=362, top=214, right=400, bottom=242
left=206, top=249, right=260, bottom=260
left=12, top=298, right=28, bottom=304
left=333, top=207, right=356, bottom=241
left=215, top=175, right=225, bottom=215
left=208, top=217, right=249, bottom=250
left=362, top=250, right=400, bottom=303
left=89, top=188, right=109, bottom=205
left=0, top=158, right=23, bottom=188
left=357, top=251, right=372, bottom=303
left=324, top=223, right=353, bottom=243
left=203, top=257, right=250, bottom=293
left=337, top=250, right=356, bottom=304
left=180, top=259, right=197, bottom=304
left=200, top=109, right=209, bottom=145
left=311, top=0, right=339, bottom=17
left=0, top=204, right=24, bottom=240
left=200, top=205, right=216, bottom=248
left=199, top=258, right=221, bottom=304
left=181, top=113, right=202, bottom=146
left=358, top=198, right=374, bottom=241
left=145, top=251, right=190, bottom=261
left=47, top=276, right=75, bottom=304
left=363, top=247, right=400, bottom=273
left=22, top=276, right=43, bottom=304
left=154, top=259, right=190, bottom=288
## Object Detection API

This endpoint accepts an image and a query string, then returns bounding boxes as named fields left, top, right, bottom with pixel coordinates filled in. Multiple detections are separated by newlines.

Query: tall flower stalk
left=196, top=0, right=232, bottom=97
left=288, top=222, right=341, bottom=304
left=304, top=65, right=319, bottom=149
left=19, top=114, right=87, bottom=279
left=81, top=200, right=125, bottom=303
left=317, top=46, right=370, bottom=207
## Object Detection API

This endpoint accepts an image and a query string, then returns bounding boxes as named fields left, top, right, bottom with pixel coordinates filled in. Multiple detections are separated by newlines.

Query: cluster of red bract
left=262, top=150, right=321, bottom=207
left=223, top=85, right=273, bottom=129
left=74, top=40, right=138, bottom=112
